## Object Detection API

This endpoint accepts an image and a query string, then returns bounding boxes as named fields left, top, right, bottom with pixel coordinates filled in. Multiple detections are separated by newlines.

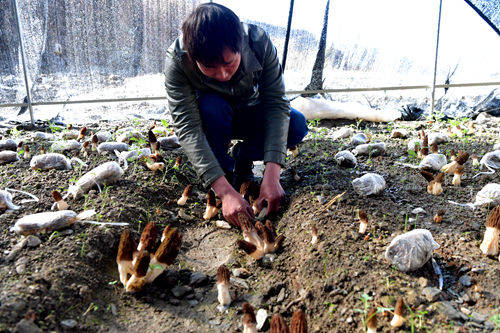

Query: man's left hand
left=255, top=162, right=285, bottom=216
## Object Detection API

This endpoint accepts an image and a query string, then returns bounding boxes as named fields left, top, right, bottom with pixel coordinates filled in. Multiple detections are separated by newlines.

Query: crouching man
left=164, top=3, right=308, bottom=226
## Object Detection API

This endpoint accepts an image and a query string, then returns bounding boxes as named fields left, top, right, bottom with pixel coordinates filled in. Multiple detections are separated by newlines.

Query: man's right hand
left=211, top=175, right=254, bottom=227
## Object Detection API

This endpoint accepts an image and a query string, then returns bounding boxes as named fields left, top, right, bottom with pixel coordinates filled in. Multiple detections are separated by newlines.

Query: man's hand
left=211, top=175, right=254, bottom=227
left=255, top=162, right=285, bottom=216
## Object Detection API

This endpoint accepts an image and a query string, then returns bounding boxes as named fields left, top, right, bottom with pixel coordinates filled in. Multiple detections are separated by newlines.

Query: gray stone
left=422, top=287, right=441, bottom=302
left=276, top=288, right=286, bottom=303
left=189, top=272, right=208, bottom=286
left=14, top=318, right=42, bottom=333
left=434, top=301, right=468, bottom=321
left=171, top=285, right=192, bottom=298
left=60, top=319, right=77, bottom=329
left=60, top=229, right=73, bottom=236
left=26, top=236, right=41, bottom=248
left=232, top=268, right=250, bottom=278
left=169, top=298, right=180, bottom=306
left=230, top=277, right=249, bottom=290
left=209, top=319, right=221, bottom=326
left=261, top=254, right=276, bottom=266
left=459, top=275, right=472, bottom=287
left=412, top=207, right=427, bottom=215
left=188, top=299, right=199, bottom=307
left=15, top=264, right=26, bottom=274
left=470, top=312, right=488, bottom=323
left=256, top=309, right=268, bottom=331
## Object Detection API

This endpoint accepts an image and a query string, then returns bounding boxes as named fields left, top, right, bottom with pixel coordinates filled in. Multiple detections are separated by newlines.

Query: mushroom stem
left=311, top=225, right=318, bottom=245
left=217, top=265, right=232, bottom=307
left=177, top=185, right=192, bottom=206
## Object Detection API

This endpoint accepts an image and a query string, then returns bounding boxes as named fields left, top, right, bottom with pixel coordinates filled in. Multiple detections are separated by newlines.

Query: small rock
left=460, top=306, right=471, bottom=315
left=418, top=277, right=429, bottom=288
left=14, top=317, right=42, bottom=333
left=215, top=220, right=231, bottom=229
left=470, top=312, right=488, bottom=323
left=60, top=319, right=77, bottom=329
left=276, top=288, right=286, bottom=303
left=188, top=299, right=199, bottom=307
left=232, top=268, right=251, bottom=278
left=261, top=254, right=276, bottom=266
left=346, top=317, right=353, bottom=324
left=86, top=251, right=98, bottom=260
left=209, top=319, right=221, bottom=326
left=178, top=209, right=194, bottom=221
left=459, top=275, right=472, bottom=287
left=15, top=264, right=26, bottom=274
left=60, top=229, right=73, bottom=236
left=26, top=235, right=41, bottom=248
left=256, top=309, right=268, bottom=331
left=422, top=287, right=441, bottom=302
left=169, top=298, right=180, bottom=306
left=189, top=272, right=208, bottom=287
left=471, top=267, right=485, bottom=274
left=412, top=207, right=426, bottom=215
left=316, top=195, right=326, bottom=204
left=433, top=301, right=468, bottom=321
left=171, top=285, right=192, bottom=298
left=230, top=277, right=249, bottom=290
left=79, top=285, right=92, bottom=301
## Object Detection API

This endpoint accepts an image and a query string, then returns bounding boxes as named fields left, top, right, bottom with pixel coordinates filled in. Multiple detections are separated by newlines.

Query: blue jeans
left=198, top=93, right=308, bottom=174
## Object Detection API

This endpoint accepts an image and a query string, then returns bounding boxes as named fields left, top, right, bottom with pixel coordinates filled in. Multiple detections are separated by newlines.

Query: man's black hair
left=182, top=3, right=243, bottom=67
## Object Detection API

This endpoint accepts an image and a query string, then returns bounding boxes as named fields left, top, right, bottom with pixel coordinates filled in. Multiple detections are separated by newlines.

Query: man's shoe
left=231, top=142, right=254, bottom=190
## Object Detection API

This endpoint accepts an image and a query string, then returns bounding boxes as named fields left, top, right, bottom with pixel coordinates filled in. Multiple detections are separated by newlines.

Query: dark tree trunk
left=302, top=0, right=330, bottom=97
left=131, top=0, right=144, bottom=76
left=0, top=0, right=20, bottom=75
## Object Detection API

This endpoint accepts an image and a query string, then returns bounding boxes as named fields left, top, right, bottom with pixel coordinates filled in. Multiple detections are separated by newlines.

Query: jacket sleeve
left=258, top=31, right=291, bottom=167
left=164, top=51, right=225, bottom=188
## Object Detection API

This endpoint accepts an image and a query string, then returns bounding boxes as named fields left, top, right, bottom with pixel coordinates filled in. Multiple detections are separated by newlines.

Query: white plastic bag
left=353, top=142, right=386, bottom=156
left=385, top=229, right=440, bottom=272
left=335, top=150, right=357, bottom=168
left=352, top=173, right=386, bottom=196
left=419, top=154, right=447, bottom=171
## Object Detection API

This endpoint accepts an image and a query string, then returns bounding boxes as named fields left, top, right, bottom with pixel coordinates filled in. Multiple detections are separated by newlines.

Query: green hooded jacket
left=164, top=23, right=290, bottom=187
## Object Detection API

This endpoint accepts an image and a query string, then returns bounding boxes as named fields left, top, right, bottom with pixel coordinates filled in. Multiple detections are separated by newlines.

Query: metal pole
left=431, top=0, right=443, bottom=116
left=281, top=0, right=295, bottom=72
left=12, top=0, right=35, bottom=126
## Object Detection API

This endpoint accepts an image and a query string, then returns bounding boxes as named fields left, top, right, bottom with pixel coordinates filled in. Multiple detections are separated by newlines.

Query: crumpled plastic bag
left=419, top=154, right=447, bottom=171
left=449, top=183, right=500, bottom=208
left=352, top=173, right=386, bottom=196
left=335, top=150, right=357, bottom=168
left=158, top=135, right=181, bottom=149
left=385, top=229, right=440, bottom=272
left=353, top=142, right=386, bottom=156
left=473, top=183, right=500, bottom=206
left=428, top=132, right=449, bottom=146
left=479, top=150, right=500, bottom=172
left=350, top=133, right=369, bottom=145
left=331, top=127, right=354, bottom=140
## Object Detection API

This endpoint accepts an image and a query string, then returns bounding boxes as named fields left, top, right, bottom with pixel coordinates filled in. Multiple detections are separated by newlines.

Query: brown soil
left=0, top=117, right=499, bottom=332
